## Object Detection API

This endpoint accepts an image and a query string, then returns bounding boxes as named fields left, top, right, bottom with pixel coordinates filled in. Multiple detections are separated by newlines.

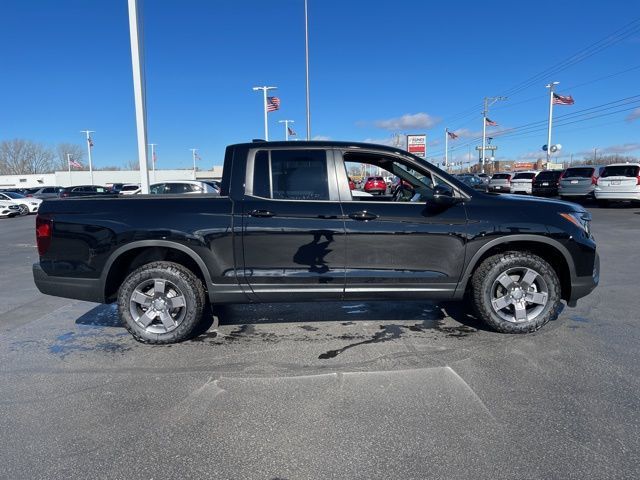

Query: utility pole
left=190, top=148, right=198, bottom=178
left=252, top=86, right=277, bottom=140
left=481, top=96, right=506, bottom=174
left=304, top=0, right=311, bottom=140
left=80, top=130, right=95, bottom=184
left=594, top=148, right=598, bottom=163
left=148, top=143, right=157, bottom=182
left=545, top=81, right=560, bottom=169
left=279, top=120, right=295, bottom=141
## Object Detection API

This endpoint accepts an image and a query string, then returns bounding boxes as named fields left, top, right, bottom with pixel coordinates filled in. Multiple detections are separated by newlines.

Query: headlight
left=560, top=212, right=591, bottom=236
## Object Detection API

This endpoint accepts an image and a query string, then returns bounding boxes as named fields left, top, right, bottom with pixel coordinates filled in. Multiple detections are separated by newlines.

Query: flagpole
left=279, top=120, right=294, bottom=141
left=80, top=130, right=94, bottom=184
left=445, top=128, right=449, bottom=170
left=252, top=86, right=277, bottom=141
left=545, top=81, right=559, bottom=169
left=67, top=153, right=72, bottom=185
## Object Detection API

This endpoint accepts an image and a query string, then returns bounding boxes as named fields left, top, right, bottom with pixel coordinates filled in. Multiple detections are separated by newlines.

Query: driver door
left=335, top=149, right=468, bottom=299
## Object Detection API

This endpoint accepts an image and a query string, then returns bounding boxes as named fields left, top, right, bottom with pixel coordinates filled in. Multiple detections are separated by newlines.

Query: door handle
left=249, top=209, right=275, bottom=218
left=348, top=211, right=378, bottom=221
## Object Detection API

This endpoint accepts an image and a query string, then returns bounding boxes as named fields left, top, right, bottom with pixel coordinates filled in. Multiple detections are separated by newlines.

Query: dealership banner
left=406, top=134, right=427, bottom=158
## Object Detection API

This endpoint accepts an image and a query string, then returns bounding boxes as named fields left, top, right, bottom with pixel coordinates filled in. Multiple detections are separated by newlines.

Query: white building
left=0, top=167, right=223, bottom=189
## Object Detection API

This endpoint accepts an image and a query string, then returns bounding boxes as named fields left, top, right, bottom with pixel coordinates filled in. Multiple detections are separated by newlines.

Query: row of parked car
left=0, top=181, right=222, bottom=218
left=454, top=163, right=640, bottom=205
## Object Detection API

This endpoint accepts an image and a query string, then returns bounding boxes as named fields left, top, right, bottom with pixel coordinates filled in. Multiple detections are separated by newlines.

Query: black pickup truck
left=33, top=141, right=599, bottom=343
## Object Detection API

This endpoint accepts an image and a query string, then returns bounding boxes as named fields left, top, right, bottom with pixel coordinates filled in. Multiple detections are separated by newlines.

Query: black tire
left=470, top=251, right=562, bottom=334
left=117, top=261, right=206, bottom=344
left=18, top=205, right=29, bottom=216
left=597, top=199, right=609, bottom=208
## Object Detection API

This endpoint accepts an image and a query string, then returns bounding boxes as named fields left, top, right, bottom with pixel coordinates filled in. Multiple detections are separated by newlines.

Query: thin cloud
left=362, top=136, right=400, bottom=147
left=372, top=113, right=440, bottom=131
left=576, top=143, right=640, bottom=156
left=312, top=135, right=331, bottom=141
left=625, top=107, right=640, bottom=122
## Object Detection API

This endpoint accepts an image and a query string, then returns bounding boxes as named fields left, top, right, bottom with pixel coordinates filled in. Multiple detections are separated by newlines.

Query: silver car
left=558, top=166, right=604, bottom=201
left=510, top=171, right=538, bottom=195
left=594, top=163, right=640, bottom=205
left=488, top=173, right=512, bottom=192
left=31, top=186, right=64, bottom=200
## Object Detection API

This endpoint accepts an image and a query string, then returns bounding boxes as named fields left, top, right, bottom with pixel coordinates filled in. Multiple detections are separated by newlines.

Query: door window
left=252, top=150, right=329, bottom=201
left=342, top=153, right=439, bottom=202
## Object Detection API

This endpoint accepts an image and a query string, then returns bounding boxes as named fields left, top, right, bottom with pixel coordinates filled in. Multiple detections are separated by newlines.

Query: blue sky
left=1, top=0, right=639, bottom=169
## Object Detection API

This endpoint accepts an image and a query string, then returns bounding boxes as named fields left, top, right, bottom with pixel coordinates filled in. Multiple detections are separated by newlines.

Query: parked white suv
left=509, top=171, right=539, bottom=195
left=594, top=163, right=640, bottom=206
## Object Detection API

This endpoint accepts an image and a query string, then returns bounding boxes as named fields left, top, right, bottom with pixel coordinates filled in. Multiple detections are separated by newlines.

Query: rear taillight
left=559, top=171, right=566, bottom=180
left=637, top=176, right=640, bottom=185
left=506, top=175, right=512, bottom=184
left=26, top=194, right=33, bottom=197
left=35, top=215, right=52, bottom=256
left=591, top=176, right=598, bottom=185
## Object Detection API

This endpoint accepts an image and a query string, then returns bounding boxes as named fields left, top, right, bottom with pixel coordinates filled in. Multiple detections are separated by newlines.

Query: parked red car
left=364, top=176, right=386, bottom=195
left=348, top=177, right=356, bottom=190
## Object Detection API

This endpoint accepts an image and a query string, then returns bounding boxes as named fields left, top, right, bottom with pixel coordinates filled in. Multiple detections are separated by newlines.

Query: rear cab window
left=535, top=171, right=562, bottom=181
left=251, top=149, right=331, bottom=201
left=492, top=174, right=511, bottom=180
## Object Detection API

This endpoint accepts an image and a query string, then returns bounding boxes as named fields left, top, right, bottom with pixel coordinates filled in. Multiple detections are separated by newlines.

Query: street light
left=252, top=86, right=277, bottom=140
left=481, top=96, right=506, bottom=173
left=279, top=120, right=295, bottom=141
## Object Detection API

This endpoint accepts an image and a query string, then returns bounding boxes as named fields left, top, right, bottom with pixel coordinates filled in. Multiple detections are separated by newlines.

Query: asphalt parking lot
left=1, top=205, right=639, bottom=480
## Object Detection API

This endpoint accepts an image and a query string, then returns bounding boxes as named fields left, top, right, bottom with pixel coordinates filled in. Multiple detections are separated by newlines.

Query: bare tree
left=124, top=158, right=151, bottom=171
left=55, top=143, right=86, bottom=171
left=0, top=139, right=54, bottom=174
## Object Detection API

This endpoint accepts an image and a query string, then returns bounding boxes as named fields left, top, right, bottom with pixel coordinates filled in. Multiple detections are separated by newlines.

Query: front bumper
left=33, top=264, right=105, bottom=303
left=569, top=251, right=599, bottom=304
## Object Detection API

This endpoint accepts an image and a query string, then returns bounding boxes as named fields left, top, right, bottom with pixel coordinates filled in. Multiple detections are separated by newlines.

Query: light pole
left=304, top=0, right=311, bottom=140
left=279, top=120, right=295, bottom=141
left=252, top=86, right=277, bottom=140
left=127, top=0, right=150, bottom=194
left=80, top=130, right=95, bottom=184
left=148, top=143, right=157, bottom=182
left=190, top=148, right=198, bottom=179
left=481, top=96, right=506, bottom=173
left=545, top=81, right=560, bottom=168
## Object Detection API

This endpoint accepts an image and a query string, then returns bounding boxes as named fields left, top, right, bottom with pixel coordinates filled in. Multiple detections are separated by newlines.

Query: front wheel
left=117, top=261, right=206, bottom=344
left=18, top=205, right=29, bottom=215
left=471, top=252, right=562, bottom=333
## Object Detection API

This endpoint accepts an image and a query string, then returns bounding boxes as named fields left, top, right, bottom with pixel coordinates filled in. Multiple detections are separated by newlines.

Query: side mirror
left=432, top=184, right=460, bottom=206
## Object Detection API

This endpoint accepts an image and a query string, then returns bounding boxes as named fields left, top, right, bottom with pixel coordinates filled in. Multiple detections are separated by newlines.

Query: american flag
left=88, top=137, right=94, bottom=148
left=553, top=93, right=575, bottom=105
left=485, top=118, right=498, bottom=126
left=447, top=131, right=458, bottom=139
left=195, top=152, right=201, bottom=161
left=288, top=125, right=297, bottom=136
left=69, top=159, right=83, bottom=168
left=152, top=151, right=157, bottom=163
left=267, top=96, right=280, bottom=112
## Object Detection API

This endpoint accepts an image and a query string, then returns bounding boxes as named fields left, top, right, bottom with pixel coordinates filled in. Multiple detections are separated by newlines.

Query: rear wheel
left=117, top=261, right=206, bottom=344
left=471, top=252, right=562, bottom=333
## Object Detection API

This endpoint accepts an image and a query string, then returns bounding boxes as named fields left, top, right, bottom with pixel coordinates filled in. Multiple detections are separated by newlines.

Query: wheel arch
left=456, top=235, right=575, bottom=302
left=102, top=241, right=213, bottom=302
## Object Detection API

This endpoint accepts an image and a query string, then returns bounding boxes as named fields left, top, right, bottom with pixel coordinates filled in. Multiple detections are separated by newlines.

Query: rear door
left=239, top=148, right=346, bottom=301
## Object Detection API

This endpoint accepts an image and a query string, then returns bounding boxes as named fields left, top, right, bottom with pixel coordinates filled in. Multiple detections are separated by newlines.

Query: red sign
left=406, top=134, right=427, bottom=158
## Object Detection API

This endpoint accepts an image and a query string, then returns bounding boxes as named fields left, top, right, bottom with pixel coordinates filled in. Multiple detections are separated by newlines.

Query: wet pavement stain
left=570, top=315, right=590, bottom=323
left=299, top=325, right=319, bottom=331
left=48, top=325, right=132, bottom=358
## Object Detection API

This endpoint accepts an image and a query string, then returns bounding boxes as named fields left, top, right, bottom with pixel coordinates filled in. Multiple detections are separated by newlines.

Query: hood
left=486, top=193, right=584, bottom=212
